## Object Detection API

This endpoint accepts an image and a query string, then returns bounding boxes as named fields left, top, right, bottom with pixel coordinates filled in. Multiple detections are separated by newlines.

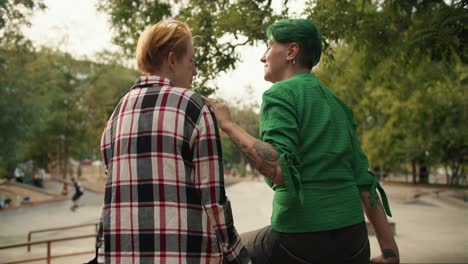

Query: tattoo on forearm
left=232, top=138, right=280, bottom=181
left=253, top=141, right=279, bottom=181
left=233, top=139, right=248, bottom=152
left=233, top=138, right=256, bottom=168
left=253, top=141, right=279, bottom=161
left=382, top=249, right=397, bottom=258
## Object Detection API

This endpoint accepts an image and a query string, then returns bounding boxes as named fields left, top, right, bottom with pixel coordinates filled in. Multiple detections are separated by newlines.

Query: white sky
left=23, top=0, right=306, bottom=106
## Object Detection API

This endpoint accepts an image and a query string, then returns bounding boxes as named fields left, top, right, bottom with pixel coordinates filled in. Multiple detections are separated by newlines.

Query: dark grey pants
left=240, top=222, right=370, bottom=264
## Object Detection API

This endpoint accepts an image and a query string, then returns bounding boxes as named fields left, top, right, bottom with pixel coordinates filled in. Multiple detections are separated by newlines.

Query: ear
left=167, top=51, right=176, bottom=69
left=286, top=43, right=300, bottom=61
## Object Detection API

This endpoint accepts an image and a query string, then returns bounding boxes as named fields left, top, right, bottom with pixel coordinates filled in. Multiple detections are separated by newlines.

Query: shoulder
left=168, top=87, right=207, bottom=109
left=262, top=73, right=313, bottom=102
left=263, top=82, right=293, bottom=105
left=167, top=87, right=211, bottom=123
left=266, top=79, right=292, bottom=95
left=267, top=73, right=319, bottom=95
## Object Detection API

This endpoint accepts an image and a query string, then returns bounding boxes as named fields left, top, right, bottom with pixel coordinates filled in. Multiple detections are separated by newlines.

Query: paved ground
left=228, top=181, right=468, bottom=264
left=1, top=178, right=467, bottom=263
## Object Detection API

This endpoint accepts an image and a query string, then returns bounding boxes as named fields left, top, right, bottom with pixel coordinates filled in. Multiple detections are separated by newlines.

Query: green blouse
left=260, top=72, right=391, bottom=233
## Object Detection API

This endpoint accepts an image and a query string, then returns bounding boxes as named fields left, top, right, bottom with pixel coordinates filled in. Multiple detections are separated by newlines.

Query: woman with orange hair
left=93, top=19, right=250, bottom=264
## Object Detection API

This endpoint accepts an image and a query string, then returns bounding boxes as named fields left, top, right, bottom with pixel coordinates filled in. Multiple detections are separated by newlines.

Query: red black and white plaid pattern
left=96, top=76, right=250, bottom=264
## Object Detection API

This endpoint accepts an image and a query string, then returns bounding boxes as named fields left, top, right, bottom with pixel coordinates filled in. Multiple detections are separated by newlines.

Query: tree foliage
left=314, top=0, right=467, bottom=184
left=1, top=0, right=466, bottom=186
left=308, top=0, right=468, bottom=65
left=0, top=0, right=46, bottom=46
left=219, top=100, right=260, bottom=174
left=0, top=45, right=138, bottom=178
left=97, top=0, right=285, bottom=95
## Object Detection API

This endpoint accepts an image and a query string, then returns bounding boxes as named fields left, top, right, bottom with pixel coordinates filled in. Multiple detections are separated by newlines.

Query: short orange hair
left=136, top=20, right=192, bottom=75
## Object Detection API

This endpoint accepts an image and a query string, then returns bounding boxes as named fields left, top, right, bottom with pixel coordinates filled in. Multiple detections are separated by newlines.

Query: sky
left=22, top=0, right=307, bottom=106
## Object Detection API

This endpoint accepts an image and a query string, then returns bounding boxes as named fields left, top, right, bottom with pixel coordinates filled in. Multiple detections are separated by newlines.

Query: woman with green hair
left=204, top=18, right=399, bottom=264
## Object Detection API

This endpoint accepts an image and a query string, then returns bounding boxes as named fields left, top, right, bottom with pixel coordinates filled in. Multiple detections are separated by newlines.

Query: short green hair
left=266, top=18, right=322, bottom=68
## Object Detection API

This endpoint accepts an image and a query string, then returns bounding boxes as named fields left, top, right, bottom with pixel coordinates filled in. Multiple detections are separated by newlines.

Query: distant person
left=204, top=18, right=399, bottom=264
left=70, top=177, right=83, bottom=211
left=0, top=197, right=12, bottom=209
left=14, top=166, right=23, bottom=183
left=93, top=19, right=250, bottom=264
left=33, top=168, right=45, bottom=188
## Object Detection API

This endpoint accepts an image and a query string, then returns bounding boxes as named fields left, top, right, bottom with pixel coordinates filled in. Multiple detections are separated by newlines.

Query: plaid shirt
left=96, top=76, right=250, bottom=264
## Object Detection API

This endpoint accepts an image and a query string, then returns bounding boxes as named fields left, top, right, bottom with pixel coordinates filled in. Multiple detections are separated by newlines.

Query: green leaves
left=0, top=0, right=46, bottom=46
left=219, top=101, right=260, bottom=167
left=97, top=0, right=283, bottom=95
left=97, top=0, right=171, bottom=56
left=1, top=0, right=465, bottom=183
left=313, top=0, right=467, bottom=183
left=0, top=45, right=138, bottom=178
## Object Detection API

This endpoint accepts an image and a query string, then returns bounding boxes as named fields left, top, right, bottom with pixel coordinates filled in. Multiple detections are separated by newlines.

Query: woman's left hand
left=201, top=96, right=233, bottom=131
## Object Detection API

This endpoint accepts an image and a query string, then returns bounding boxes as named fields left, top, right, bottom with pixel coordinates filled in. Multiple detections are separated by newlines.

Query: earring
left=292, top=59, right=296, bottom=65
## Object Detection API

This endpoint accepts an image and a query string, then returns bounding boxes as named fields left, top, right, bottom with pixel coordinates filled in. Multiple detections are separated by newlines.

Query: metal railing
left=0, top=234, right=96, bottom=264
left=27, top=223, right=98, bottom=252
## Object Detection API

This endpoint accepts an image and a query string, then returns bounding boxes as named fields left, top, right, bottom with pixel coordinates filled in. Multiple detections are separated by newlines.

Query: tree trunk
left=444, top=161, right=450, bottom=186
left=58, top=141, right=63, bottom=178
left=239, top=152, right=246, bottom=177
left=450, top=161, right=461, bottom=186
left=46, top=151, right=54, bottom=174
left=63, top=145, right=69, bottom=180
left=461, top=165, right=466, bottom=186
left=411, top=160, right=417, bottom=184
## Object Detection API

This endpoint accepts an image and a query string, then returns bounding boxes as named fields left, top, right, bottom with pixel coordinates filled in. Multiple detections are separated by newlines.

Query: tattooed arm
left=360, top=191, right=400, bottom=264
left=226, top=123, right=284, bottom=185
left=202, top=96, right=284, bottom=185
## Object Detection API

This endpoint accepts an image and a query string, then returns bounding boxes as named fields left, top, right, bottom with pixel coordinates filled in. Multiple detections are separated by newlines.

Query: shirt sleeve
left=260, top=85, right=303, bottom=199
left=349, top=117, right=392, bottom=217
left=193, top=105, right=250, bottom=264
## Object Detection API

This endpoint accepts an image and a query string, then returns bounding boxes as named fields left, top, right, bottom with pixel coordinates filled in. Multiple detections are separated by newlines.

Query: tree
left=97, top=0, right=285, bottom=94
left=314, top=0, right=468, bottom=185
left=22, top=48, right=138, bottom=178
left=428, top=58, right=467, bottom=185
left=0, top=0, right=47, bottom=177
left=0, top=45, right=138, bottom=179
left=307, top=0, right=468, bottom=66
left=99, top=0, right=467, bottom=184
left=0, top=0, right=46, bottom=46
left=0, top=45, right=42, bottom=178
left=219, top=99, right=260, bottom=175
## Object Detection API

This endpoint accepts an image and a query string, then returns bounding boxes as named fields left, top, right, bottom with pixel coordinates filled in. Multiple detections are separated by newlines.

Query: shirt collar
left=131, top=75, right=173, bottom=90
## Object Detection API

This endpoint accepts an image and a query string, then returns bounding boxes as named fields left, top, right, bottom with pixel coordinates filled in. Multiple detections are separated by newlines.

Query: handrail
left=0, top=234, right=96, bottom=264
left=27, top=223, right=98, bottom=252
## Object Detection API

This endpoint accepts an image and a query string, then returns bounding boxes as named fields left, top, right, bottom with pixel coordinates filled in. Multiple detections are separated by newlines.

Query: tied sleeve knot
left=279, top=152, right=304, bottom=202
left=369, top=178, right=392, bottom=217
